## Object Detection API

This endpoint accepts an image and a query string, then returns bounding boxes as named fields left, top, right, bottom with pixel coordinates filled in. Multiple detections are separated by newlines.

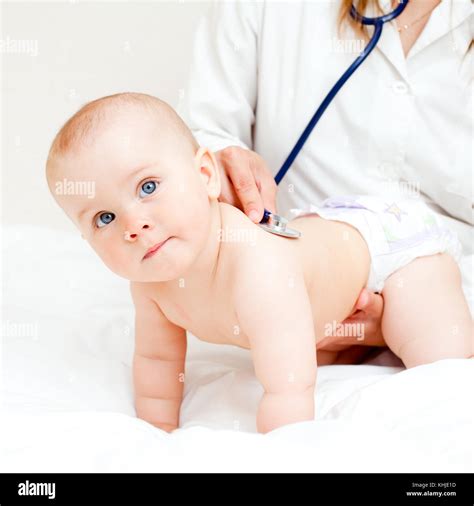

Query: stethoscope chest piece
left=259, top=210, right=301, bottom=239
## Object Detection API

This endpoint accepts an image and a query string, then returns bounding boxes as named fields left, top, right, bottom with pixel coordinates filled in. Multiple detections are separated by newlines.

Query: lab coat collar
left=406, top=0, right=472, bottom=59
left=366, top=0, right=472, bottom=81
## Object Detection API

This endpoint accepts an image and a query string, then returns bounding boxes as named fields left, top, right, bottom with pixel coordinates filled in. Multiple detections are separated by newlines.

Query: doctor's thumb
left=238, top=181, right=267, bottom=223
left=355, top=289, right=384, bottom=315
left=245, top=183, right=277, bottom=223
left=246, top=198, right=277, bottom=224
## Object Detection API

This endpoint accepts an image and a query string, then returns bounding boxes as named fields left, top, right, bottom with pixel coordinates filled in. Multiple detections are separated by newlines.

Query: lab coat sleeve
left=177, top=1, right=262, bottom=152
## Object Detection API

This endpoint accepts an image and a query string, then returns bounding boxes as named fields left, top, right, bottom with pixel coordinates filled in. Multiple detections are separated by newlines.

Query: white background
left=2, top=0, right=210, bottom=231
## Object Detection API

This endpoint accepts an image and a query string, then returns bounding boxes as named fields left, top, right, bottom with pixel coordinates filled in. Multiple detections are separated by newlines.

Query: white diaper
left=290, top=195, right=463, bottom=292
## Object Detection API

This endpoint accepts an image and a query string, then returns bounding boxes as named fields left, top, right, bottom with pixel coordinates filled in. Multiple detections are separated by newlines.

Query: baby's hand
left=234, top=240, right=317, bottom=433
left=257, top=387, right=315, bottom=433
left=148, top=422, right=178, bottom=433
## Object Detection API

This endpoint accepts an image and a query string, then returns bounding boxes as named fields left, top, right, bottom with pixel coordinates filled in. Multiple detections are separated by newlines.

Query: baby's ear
left=206, top=150, right=221, bottom=199
left=195, top=147, right=221, bottom=199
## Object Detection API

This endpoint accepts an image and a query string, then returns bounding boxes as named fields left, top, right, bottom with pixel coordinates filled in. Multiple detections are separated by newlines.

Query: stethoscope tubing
left=260, top=0, right=410, bottom=232
left=273, top=21, right=383, bottom=185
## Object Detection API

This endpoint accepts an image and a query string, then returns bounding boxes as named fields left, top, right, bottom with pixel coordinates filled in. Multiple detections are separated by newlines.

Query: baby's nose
left=123, top=222, right=151, bottom=241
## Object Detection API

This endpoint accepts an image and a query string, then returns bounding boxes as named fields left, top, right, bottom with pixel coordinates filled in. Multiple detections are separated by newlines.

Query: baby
left=46, top=92, right=473, bottom=434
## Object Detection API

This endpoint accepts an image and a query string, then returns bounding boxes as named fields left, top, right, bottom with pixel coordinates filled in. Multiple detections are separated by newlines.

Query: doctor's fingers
left=216, top=160, right=240, bottom=207
left=340, top=292, right=385, bottom=347
left=252, top=155, right=278, bottom=216
left=219, top=147, right=276, bottom=222
left=218, top=146, right=265, bottom=222
left=355, top=289, right=384, bottom=319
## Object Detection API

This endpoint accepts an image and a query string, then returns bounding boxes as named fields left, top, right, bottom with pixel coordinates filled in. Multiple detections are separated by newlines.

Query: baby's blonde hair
left=46, top=92, right=199, bottom=183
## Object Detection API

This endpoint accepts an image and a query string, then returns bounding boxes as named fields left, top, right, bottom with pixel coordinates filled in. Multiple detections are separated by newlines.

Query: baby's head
left=46, top=92, right=221, bottom=282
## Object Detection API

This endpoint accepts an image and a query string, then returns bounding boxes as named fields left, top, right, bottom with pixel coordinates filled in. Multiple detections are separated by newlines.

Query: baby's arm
left=234, top=245, right=317, bottom=433
left=130, top=282, right=187, bottom=433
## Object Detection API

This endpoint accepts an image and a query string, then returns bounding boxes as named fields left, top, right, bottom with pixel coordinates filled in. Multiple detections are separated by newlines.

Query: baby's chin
left=106, top=261, right=186, bottom=283
left=106, top=263, right=186, bottom=284
left=135, top=264, right=188, bottom=283
left=111, top=249, right=198, bottom=283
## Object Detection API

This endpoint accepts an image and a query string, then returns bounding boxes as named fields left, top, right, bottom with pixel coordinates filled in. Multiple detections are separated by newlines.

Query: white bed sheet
left=1, top=225, right=473, bottom=472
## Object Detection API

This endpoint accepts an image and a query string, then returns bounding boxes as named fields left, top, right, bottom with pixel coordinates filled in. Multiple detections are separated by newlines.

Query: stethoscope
left=258, top=0, right=409, bottom=239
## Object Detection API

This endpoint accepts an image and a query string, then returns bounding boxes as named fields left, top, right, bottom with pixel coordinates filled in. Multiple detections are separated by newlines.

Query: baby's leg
left=381, top=253, right=473, bottom=368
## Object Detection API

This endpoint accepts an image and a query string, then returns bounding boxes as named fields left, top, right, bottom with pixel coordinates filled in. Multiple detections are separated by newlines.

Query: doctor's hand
left=339, top=289, right=386, bottom=347
left=214, top=146, right=278, bottom=222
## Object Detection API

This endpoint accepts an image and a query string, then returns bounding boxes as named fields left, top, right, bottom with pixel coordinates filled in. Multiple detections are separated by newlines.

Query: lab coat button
left=392, top=81, right=408, bottom=94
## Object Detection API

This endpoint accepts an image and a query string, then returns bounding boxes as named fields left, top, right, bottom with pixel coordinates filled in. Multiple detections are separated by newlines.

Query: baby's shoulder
left=219, top=205, right=302, bottom=301
left=220, top=203, right=296, bottom=263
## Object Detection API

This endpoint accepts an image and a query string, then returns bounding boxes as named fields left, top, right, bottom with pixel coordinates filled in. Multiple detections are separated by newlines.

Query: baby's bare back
left=151, top=204, right=371, bottom=357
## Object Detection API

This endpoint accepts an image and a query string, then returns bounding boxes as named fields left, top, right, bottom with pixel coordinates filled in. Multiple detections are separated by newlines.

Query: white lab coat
left=178, top=0, right=473, bottom=253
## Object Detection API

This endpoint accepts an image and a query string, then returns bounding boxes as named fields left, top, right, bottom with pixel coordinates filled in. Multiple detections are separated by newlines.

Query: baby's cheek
left=98, top=245, right=130, bottom=276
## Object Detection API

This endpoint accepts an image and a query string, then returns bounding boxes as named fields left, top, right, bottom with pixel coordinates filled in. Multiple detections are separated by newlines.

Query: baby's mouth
left=142, top=238, right=170, bottom=260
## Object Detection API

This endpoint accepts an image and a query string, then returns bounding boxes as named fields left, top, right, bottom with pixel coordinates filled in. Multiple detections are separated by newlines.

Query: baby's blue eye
left=95, top=212, right=115, bottom=228
left=139, top=180, right=157, bottom=198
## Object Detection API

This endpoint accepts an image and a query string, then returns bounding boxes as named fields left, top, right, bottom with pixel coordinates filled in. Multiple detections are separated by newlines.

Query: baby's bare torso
left=148, top=203, right=371, bottom=363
